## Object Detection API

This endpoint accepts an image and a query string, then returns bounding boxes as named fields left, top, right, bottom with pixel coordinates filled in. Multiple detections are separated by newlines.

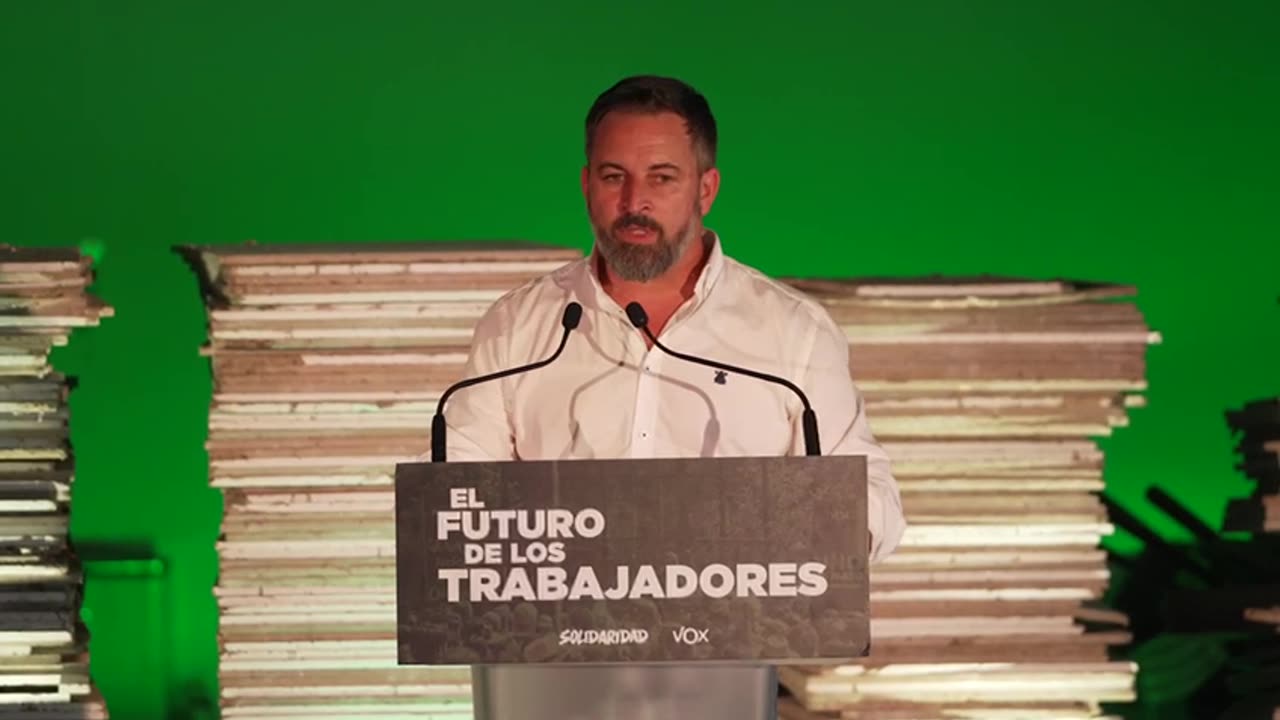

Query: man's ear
left=580, top=165, right=590, bottom=201
left=698, top=167, right=721, bottom=217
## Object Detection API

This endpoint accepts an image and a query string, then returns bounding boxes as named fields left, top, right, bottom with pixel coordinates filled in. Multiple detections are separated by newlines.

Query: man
left=442, top=75, right=905, bottom=718
left=447, top=74, right=904, bottom=559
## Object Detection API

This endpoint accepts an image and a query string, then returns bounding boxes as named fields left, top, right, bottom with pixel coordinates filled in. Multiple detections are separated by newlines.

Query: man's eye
left=654, top=175, right=674, bottom=184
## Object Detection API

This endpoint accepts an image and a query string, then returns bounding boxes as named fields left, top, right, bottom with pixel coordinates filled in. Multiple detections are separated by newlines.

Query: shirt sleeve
left=431, top=302, right=517, bottom=462
left=793, top=309, right=906, bottom=564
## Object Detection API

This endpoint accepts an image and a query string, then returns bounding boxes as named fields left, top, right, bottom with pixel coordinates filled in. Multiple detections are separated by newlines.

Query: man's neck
left=598, top=231, right=712, bottom=341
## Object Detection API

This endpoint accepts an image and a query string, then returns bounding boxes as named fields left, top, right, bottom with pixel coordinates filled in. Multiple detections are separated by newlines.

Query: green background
left=2, top=1, right=1277, bottom=717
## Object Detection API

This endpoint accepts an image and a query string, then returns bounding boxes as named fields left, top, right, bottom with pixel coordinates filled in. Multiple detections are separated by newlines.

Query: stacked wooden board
left=1129, top=399, right=1280, bottom=718
left=0, top=247, right=111, bottom=718
left=1226, top=397, right=1280, bottom=707
left=775, top=276, right=1155, bottom=720
left=181, top=242, right=583, bottom=720
left=1163, top=397, right=1280, bottom=640
left=185, top=245, right=1155, bottom=720
left=1225, top=398, right=1280, bottom=536
left=1206, top=397, right=1277, bottom=718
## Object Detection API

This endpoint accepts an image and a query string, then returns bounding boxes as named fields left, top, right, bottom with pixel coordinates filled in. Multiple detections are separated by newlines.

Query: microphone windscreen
left=624, top=302, right=648, bottom=328
left=562, top=302, right=583, bottom=330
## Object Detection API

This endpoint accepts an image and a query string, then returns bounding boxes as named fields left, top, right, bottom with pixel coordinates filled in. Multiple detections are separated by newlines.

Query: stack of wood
left=181, top=242, right=582, bottom=720
left=186, top=245, right=1155, bottom=720
left=1125, top=399, right=1280, bottom=718
left=775, top=276, right=1156, bottom=720
left=1225, top=397, right=1280, bottom=709
left=1160, top=397, right=1280, bottom=638
left=0, top=247, right=111, bottom=718
left=1225, top=398, right=1279, bottom=536
left=1181, top=397, right=1279, bottom=718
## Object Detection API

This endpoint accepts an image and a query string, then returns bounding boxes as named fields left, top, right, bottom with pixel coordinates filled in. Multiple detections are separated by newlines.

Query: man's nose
left=619, top=178, right=653, bottom=215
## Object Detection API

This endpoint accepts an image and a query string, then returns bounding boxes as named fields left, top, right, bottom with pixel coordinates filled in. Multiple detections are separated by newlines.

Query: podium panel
left=395, top=455, right=868, bottom=719
left=473, top=665, right=777, bottom=720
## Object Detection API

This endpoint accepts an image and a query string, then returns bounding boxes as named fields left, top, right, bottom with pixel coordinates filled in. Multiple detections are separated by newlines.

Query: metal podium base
left=471, top=665, right=778, bottom=720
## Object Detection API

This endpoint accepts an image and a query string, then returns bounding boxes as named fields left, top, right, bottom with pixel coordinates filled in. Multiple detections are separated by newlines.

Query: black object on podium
left=394, top=454, right=870, bottom=719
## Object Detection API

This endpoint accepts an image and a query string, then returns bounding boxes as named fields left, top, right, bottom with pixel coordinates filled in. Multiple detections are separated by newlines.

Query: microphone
left=624, top=302, right=822, bottom=456
left=627, top=299, right=824, bottom=450
left=431, top=302, right=583, bottom=462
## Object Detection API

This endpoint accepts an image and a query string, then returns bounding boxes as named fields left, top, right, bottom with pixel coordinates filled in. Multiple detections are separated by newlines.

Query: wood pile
left=181, top=242, right=581, bottom=720
left=1146, top=398, right=1280, bottom=718
left=185, top=244, right=1155, bottom=720
left=0, top=247, right=111, bottom=718
left=1225, top=398, right=1279, bottom=536
left=775, top=276, right=1156, bottom=720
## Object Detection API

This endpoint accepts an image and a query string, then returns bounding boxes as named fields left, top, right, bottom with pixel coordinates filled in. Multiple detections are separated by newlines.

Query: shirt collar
left=563, top=230, right=727, bottom=318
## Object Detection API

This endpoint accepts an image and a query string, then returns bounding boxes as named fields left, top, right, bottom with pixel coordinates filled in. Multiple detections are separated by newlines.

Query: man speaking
left=438, top=75, right=906, bottom=718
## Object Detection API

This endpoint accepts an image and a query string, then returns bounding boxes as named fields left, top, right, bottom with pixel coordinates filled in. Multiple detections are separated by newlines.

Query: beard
left=592, top=205, right=700, bottom=283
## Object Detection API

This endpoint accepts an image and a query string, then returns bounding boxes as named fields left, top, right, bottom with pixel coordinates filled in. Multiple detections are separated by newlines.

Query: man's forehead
left=592, top=113, right=694, bottom=158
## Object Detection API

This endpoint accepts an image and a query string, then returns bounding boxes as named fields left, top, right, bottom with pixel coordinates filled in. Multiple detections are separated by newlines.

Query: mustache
left=612, top=214, right=663, bottom=234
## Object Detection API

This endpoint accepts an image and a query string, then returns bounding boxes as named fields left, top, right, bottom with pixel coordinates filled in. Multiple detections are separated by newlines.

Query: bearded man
left=440, top=74, right=905, bottom=719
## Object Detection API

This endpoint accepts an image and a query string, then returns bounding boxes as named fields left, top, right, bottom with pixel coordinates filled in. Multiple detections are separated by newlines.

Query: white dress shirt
left=444, top=233, right=906, bottom=563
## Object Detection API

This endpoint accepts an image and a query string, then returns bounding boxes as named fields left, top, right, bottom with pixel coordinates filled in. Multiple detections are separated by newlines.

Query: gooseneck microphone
left=431, top=302, right=583, bottom=462
left=624, top=301, right=822, bottom=456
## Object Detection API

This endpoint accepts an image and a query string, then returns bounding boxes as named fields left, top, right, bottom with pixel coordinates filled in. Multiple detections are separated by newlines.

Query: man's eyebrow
left=594, top=161, right=683, bottom=174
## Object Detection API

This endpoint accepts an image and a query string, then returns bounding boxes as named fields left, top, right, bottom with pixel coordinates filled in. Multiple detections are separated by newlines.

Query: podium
left=394, top=455, right=870, bottom=720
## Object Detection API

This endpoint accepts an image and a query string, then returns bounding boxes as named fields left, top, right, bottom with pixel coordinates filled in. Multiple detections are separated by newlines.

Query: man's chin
left=608, top=264, right=667, bottom=283
left=598, top=248, right=669, bottom=282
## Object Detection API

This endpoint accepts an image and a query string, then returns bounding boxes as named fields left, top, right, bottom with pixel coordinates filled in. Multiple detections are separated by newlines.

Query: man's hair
left=584, top=75, right=717, bottom=173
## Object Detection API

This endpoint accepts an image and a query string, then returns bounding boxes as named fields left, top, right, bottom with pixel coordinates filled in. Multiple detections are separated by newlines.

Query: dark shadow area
left=71, top=539, right=162, bottom=565
left=1103, top=397, right=1280, bottom=720
left=171, top=244, right=233, bottom=310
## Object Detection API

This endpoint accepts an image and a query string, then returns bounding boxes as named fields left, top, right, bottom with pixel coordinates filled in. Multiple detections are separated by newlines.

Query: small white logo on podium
left=673, top=626, right=710, bottom=645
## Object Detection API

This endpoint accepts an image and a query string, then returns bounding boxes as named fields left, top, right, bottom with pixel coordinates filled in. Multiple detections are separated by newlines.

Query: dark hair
left=584, top=75, right=717, bottom=173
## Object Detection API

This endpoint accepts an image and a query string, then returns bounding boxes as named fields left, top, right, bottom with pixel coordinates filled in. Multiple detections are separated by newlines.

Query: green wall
left=3, top=2, right=1277, bottom=717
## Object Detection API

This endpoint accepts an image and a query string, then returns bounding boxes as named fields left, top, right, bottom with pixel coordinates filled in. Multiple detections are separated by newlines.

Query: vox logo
left=672, top=626, right=710, bottom=645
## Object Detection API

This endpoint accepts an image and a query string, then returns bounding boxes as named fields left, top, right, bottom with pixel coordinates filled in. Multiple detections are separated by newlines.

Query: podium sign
left=395, top=455, right=869, bottom=666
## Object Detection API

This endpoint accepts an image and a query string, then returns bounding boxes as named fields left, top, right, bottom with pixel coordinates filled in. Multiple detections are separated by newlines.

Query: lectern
left=395, top=455, right=870, bottom=720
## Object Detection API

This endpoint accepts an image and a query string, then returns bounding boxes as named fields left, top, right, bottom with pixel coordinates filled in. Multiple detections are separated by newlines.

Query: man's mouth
left=621, top=225, right=657, bottom=241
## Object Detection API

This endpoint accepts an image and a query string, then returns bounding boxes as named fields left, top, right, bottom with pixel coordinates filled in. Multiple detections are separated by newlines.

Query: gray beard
left=593, top=215, right=699, bottom=283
